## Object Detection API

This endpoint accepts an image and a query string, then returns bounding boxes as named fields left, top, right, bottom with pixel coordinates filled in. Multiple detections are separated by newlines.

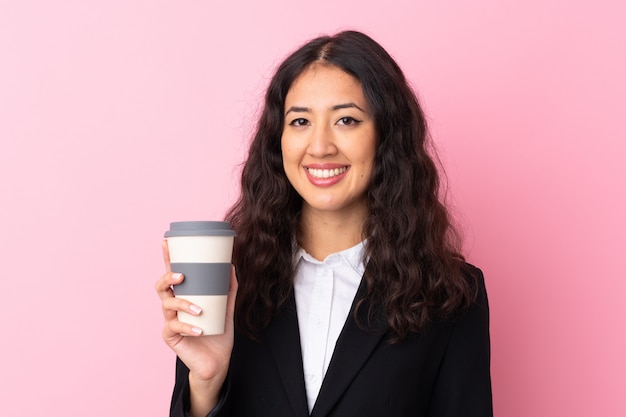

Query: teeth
left=307, top=167, right=348, bottom=179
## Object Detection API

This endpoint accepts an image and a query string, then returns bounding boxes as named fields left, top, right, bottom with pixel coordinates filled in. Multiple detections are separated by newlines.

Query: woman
left=156, top=30, right=492, bottom=417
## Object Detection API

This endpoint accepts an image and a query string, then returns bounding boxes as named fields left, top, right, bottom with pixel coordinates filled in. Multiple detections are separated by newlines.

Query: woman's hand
left=156, top=240, right=237, bottom=414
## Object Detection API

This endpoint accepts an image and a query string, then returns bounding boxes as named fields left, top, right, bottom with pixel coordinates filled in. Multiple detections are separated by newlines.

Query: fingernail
left=189, top=304, right=202, bottom=315
left=172, top=273, right=182, bottom=280
left=191, top=327, right=203, bottom=335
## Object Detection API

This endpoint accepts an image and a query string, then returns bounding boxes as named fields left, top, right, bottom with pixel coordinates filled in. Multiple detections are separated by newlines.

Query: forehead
left=285, top=63, right=365, bottom=105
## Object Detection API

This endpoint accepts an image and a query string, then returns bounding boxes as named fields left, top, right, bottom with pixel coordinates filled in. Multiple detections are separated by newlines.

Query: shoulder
left=427, top=262, right=493, bottom=414
left=449, top=262, right=490, bottom=336
left=461, top=262, right=488, bottom=304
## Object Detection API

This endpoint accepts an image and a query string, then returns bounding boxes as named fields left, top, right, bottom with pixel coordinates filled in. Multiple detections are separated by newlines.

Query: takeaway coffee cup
left=164, top=221, right=236, bottom=335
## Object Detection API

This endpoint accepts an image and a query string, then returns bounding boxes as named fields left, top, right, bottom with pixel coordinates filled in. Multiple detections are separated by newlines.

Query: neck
left=298, top=205, right=367, bottom=261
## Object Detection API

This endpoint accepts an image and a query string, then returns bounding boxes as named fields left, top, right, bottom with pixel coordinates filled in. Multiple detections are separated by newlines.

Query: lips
left=306, top=166, right=348, bottom=179
left=303, top=164, right=350, bottom=186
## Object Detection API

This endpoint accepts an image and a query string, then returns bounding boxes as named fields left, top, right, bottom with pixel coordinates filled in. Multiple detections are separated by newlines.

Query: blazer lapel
left=310, top=277, right=389, bottom=417
left=265, top=292, right=310, bottom=417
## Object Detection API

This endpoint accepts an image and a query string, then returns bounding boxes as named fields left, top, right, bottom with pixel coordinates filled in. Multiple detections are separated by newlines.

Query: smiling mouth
left=305, top=166, right=349, bottom=179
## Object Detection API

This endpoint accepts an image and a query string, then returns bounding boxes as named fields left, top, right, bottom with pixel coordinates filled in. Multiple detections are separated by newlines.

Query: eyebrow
left=284, top=102, right=366, bottom=116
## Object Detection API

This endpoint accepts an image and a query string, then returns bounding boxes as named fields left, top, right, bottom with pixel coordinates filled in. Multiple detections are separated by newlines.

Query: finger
left=162, top=295, right=203, bottom=317
left=162, top=240, right=171, bottom=273
left=155, top=271, right=184, bottom=301
left=163, top=318, right=203, bottom=340
left=161, top=296, right=204, bottom=338
left=160, top=295, right=188, bottom=326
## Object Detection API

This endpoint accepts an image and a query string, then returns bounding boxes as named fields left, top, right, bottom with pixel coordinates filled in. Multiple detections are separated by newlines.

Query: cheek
left=359, top=159, right=375, bottom=181
left=280, top=136, right=298, bottom=157
left=282, top=142, right=309, bottom=167
left=281, top=149, right=300, bottom=178
left=282, top=148, right=297, bottom=166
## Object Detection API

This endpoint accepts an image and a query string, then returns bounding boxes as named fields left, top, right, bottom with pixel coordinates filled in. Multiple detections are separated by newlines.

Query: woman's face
left=281, top=63, right=376, bottom=219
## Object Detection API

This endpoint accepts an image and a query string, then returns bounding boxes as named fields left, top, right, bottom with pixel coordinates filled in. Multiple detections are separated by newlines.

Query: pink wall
left=1, top=1, right=624, bottom=415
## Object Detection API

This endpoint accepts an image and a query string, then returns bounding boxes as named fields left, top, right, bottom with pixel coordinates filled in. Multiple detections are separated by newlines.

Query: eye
left=337, top=116, right=361, bottom=126
left=288, top=118, right=309, bottom=127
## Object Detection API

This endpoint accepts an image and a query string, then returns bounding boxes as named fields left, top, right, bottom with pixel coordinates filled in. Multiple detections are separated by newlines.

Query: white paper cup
left=165, top=221, right=235, bottom=335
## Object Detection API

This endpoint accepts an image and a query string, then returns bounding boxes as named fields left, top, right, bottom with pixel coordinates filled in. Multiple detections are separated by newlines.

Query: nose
left=307, top=124, right=337, bottom=157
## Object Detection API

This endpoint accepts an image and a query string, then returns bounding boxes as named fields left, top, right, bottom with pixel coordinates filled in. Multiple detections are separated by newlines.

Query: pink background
left=1, top=1, right=624, bottom=416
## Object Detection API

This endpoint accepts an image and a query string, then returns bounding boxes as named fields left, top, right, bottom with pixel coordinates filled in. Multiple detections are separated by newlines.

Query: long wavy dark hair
left=225, top=30, right=476, bottom=342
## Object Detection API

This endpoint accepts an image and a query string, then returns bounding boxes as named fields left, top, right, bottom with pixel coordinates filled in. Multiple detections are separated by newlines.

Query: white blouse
left=293, top=241, right=366, bottom=413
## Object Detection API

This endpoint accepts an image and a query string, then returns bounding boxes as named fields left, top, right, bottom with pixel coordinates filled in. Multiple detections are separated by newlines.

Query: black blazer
left=170, top=266, right=492, bottom=417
